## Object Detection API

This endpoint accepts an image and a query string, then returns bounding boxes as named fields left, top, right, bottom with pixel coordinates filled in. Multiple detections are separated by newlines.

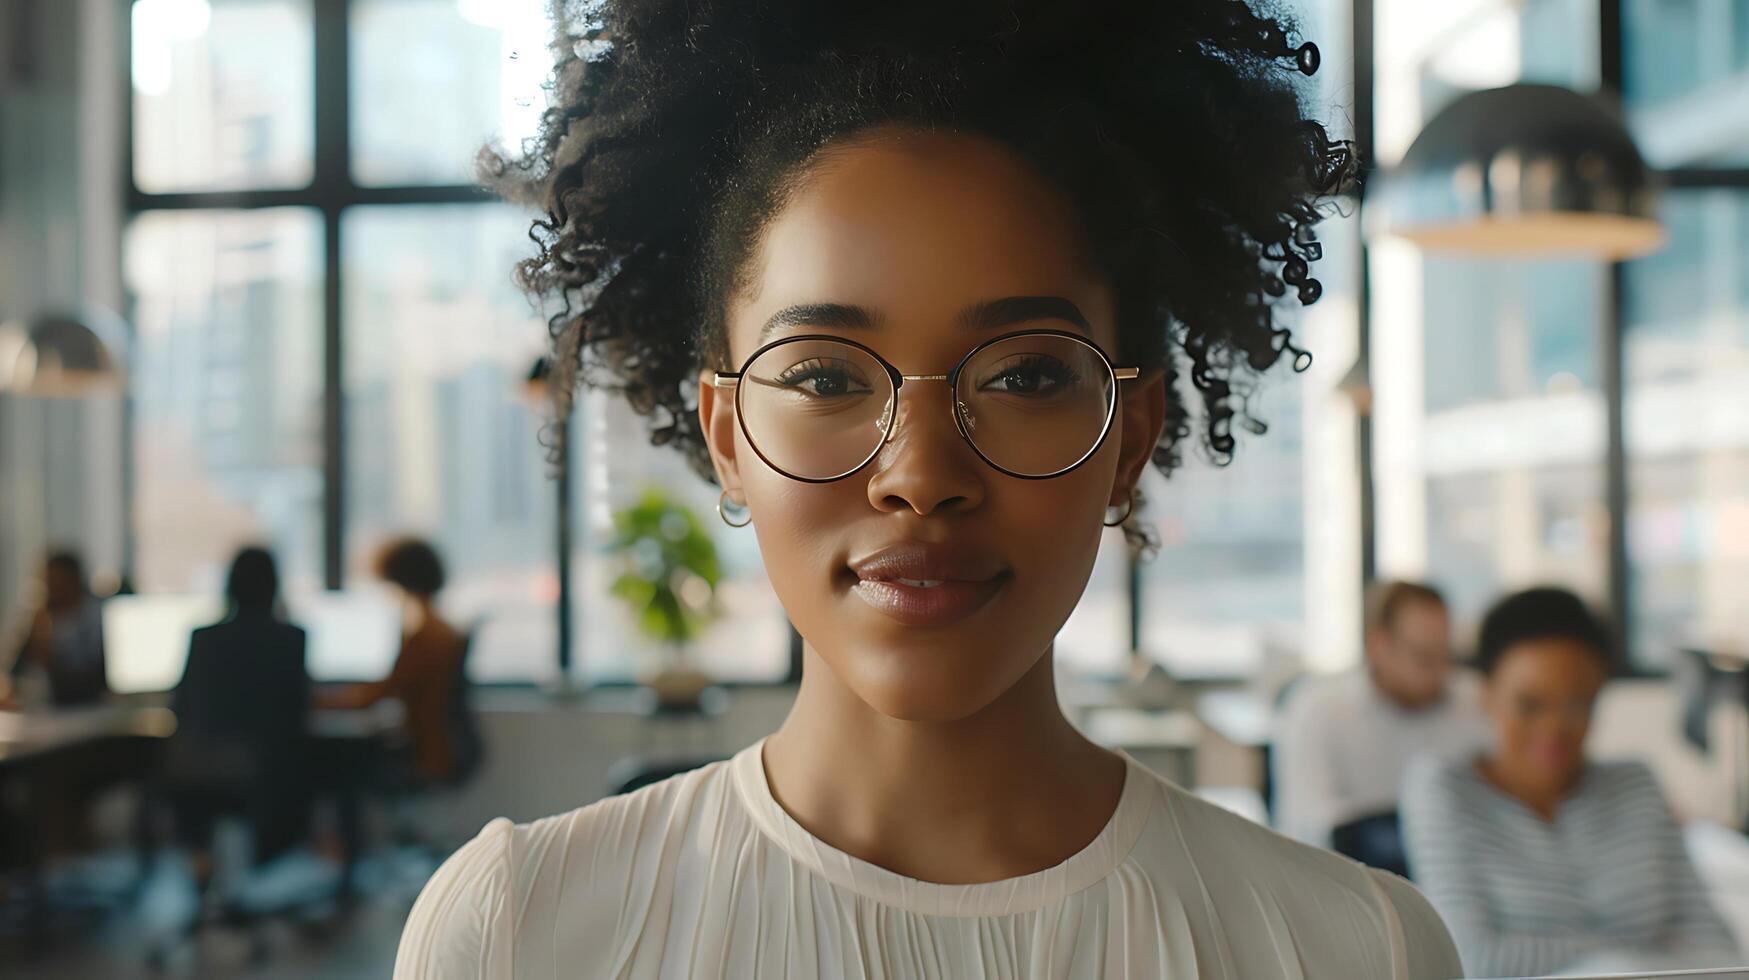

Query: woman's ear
left=1109, top=369, right=1167, bottom=507
left=697, top=367, right=746, bottom=497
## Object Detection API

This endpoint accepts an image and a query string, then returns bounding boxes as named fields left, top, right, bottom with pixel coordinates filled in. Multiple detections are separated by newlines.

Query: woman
left=168, top=546, right=312, bottom=868
left=398, top=2, right=1461, bottom=976
left=1401, top=587, right=1740, bottom=978
left=321, top=538, right=465, bottom=786
left=9, top=550, right=108, bottom=706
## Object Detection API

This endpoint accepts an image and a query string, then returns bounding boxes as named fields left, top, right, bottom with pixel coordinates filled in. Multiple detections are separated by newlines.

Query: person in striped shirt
left=1400, top=587, right=1740, bottom=978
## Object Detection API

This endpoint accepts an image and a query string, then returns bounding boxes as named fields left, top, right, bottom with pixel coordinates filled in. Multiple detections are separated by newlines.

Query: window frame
left=121, top=0, right=567, bottom=683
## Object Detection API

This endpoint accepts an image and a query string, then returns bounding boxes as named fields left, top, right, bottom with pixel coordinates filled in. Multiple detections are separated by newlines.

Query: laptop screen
left=102, top=591, right=402, bottom=693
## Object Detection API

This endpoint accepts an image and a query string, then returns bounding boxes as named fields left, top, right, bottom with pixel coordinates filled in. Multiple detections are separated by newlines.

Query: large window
left=1416, top=254, right=1610, bottom=619
left=1623, top=189, right=1749, bottom=666
left=341, top=204, right=555, bottom=681
left=132, top=0, right=315, bottom=192
left=126, top=0, right=792, bottom=683
left=1624, top=0, right=1749, bottom=165
left=1372, top=0, right=1749, bottom=667
left=126, top=208, right=325, bottom=596
left=1371, top=0, right=1612, bottom=645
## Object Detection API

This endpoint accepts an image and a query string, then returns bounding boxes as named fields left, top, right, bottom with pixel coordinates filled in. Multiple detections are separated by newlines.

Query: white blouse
left=395, top=739, right=1462, bottom=979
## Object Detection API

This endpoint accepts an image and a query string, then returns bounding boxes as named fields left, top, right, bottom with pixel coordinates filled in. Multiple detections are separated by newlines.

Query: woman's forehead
left=727, top=129, right=1118, bottom=361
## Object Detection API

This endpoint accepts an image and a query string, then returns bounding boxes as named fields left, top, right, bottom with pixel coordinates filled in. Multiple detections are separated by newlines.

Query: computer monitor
left=294, top=590, right=400, bottom=682
left=103, top=594, right=224, bottom=694
left=102, top=591, right=403, bottom=693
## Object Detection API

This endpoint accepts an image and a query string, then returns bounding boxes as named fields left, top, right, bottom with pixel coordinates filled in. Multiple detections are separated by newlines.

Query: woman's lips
left=850, top=576, right=1006, bottom=626
left=845, top=541, right=1008, bottom=627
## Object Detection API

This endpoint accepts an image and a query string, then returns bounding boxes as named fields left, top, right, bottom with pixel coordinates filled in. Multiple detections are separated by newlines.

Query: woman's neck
left=762, top=640, right=1126, bottom=885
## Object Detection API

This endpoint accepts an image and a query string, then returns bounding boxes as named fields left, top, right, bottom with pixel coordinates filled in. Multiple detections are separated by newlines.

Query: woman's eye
left=979, top=356, right=1076, bottom=396
left=775, top=360, right=872, bottom=397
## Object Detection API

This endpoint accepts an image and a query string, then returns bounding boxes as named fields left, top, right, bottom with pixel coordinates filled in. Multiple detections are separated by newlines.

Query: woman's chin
left=833, top=638, right=1042, bottom=723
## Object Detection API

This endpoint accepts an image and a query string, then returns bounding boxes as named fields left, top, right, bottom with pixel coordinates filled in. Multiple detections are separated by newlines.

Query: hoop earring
left=717, top=490, right=752, bottom=528
left=1103, top=494, right=1134, bottom=527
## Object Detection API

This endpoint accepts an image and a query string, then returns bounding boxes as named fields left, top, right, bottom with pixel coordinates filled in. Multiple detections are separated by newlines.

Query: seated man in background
left=1401, top=587, right=1739, bottom=978
left=1273, top=581, right=1489, bottom=868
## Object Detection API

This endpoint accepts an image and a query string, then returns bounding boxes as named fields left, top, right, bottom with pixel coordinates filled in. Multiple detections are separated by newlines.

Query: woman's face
left=1483, top=637, right=1608, bottom=787
left=698, top=126, right=1164, bottom=722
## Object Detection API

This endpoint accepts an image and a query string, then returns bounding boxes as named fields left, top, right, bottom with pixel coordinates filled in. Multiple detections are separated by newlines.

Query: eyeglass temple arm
left=711, top=373, right=739, bottom=389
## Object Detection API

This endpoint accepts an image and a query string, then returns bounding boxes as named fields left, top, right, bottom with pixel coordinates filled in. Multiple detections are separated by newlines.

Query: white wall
left=0, top=0, right=128, bottom=630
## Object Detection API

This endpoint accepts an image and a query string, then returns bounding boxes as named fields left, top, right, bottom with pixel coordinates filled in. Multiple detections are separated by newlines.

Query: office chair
left=1677, top=646, right=1749, bottom=833
left=606, top=755, right=727, bottom=797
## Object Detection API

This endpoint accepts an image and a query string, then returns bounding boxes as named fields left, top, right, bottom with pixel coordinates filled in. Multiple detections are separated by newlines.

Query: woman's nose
left=863, top=380, right=986, bottom=517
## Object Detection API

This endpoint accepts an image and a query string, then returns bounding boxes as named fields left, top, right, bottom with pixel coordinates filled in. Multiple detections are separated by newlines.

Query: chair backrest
left=1677, top=647, right=1748, bottom=754
left=443, top=627, right=484, bottom=787
left=1330, top=809, right=1410, bottom=879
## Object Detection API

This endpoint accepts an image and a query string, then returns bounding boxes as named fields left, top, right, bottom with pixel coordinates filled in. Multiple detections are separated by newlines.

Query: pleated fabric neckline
left=727, top=737, right=1157, bottom=918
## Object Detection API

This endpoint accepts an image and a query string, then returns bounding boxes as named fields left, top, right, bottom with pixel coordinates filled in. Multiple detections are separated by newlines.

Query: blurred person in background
left=319, top=537, right=466, bottom=786
left=167, top=546, right=313, bottom=876
left=7, top=550, right=109, bottom=707
left=393, top=1, right=1465, bottom=976
left=1402, top=586, right=1740, bottom=977
left=1274, top=580, right=1489, bottom=866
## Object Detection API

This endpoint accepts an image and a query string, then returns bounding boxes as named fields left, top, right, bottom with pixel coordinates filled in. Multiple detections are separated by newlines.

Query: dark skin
left=697, top=125, right=1168, bottom=884
left=1476, top=637, right=1609, bottom=821
left=21, top=561, right=89, bottom=671
left=1364, top=598, right=1453, bottom=711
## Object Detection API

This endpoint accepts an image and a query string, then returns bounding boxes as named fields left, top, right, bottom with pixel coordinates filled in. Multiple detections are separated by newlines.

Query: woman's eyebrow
left=956, top=296, right=1090, bottom=333
left=758, top=303, right=883, bottom=343
left=758, top=295, right=1089, bottom=344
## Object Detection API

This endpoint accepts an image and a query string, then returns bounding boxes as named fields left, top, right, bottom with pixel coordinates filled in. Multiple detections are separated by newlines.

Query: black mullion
left=119, top=0, right=138, bottom=590
left=128, top=184, right=491, bottom=213
left=1355, top=0, right=1377, bottom=589
left=1667, top=169, right=1749, bottom=188
left=315, top=0, right=349, bottom=590
left=1599, top=0, right=1623, bottom=95
left=1598, top=0, right=1630, bottom=669
left=1603, top=263, right=1632, bottom=671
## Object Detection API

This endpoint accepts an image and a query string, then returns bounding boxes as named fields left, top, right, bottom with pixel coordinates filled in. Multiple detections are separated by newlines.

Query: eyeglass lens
left=736, top=334, right=1116, bottom=480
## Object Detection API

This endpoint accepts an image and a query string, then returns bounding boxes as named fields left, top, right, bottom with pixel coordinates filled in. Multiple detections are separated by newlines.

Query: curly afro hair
left=491, top=0, right=1356, bottom=495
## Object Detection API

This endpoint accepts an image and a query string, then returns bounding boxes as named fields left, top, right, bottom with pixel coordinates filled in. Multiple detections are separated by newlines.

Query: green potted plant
left=605, top=489, right=723, bottom=707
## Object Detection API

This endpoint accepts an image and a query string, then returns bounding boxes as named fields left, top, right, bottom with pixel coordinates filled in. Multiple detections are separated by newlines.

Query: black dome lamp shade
left=0, top=310, right=127, bottom=397
left=1371, top=84, right=1665, bottom=259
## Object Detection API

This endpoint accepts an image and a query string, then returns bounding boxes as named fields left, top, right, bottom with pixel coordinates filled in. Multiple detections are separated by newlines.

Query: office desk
left=0, top=701, right=402, bottom=771
left=0, top=705, right=178, bottom=765
left=0, top=702, right=402, bottom=909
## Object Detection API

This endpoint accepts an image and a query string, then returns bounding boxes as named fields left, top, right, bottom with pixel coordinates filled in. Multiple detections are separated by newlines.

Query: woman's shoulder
left=1143, top=773, right=1463, bottom=978
left=394, top=757, right=740, bottom=978
left=1583, top=757, right=1675, bottom=816
left=394, top=817, right=518, bottom=978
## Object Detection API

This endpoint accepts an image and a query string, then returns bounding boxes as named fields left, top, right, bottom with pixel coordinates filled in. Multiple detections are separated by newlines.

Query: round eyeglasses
left=710, top=329, right=1140, bottom=483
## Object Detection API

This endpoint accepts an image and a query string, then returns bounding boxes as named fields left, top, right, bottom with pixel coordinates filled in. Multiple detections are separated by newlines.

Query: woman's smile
left=843, top=540, right=1010, bottom=627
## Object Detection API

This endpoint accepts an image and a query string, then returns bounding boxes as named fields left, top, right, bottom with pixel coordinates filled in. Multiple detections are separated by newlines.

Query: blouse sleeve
left=395, top=817, right=517, bottom=979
